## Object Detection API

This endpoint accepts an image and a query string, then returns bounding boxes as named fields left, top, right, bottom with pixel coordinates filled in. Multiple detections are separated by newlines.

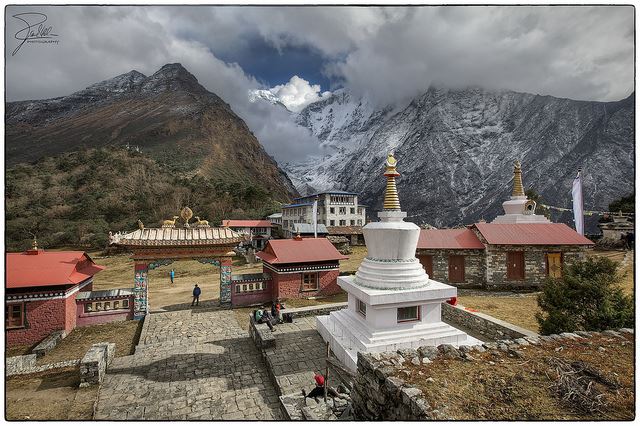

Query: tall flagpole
left=313, top=196, right=319, bottom=238
left=571, top=168, right=584, bottom=235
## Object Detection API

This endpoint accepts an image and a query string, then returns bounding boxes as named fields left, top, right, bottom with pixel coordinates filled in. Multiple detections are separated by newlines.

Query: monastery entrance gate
left=109, top=208, right=245, bottom=318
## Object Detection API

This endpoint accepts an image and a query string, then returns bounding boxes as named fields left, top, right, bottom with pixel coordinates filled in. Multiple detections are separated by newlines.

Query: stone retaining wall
left=280, top=302, right=348, bottom=318
left=6, top=356, right=80, bottom=377
left=80, top=342, right=116, bottom=387
left=32, top=330, right=66, bottom=358
left=442, top=302, right=537, bottom=341
left=249, top=314, right=276, bottom=349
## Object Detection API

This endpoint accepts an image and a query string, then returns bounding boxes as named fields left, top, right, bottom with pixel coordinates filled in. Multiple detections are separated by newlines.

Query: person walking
left=191, top=284, right=201, bottom=306
left=170, top=269, right=175, bottom=285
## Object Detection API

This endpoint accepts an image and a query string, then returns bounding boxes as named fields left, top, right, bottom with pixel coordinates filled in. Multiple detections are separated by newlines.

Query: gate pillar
left=219, top=258, right=233, bottom=307
left=134, top=262, right=149, bottom=319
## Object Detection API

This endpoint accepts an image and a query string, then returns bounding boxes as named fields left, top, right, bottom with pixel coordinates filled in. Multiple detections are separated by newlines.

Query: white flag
left=312, top=198, right=318, bottom=238
left=571, top=169, right=584, bottom=235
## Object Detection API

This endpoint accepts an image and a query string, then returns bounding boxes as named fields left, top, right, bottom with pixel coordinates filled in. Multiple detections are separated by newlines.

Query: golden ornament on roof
left=512, top=160, right=525, bottom=197
left=383, top=152, right=402, bottom=211
left=181, top=207, right=193, bottom=223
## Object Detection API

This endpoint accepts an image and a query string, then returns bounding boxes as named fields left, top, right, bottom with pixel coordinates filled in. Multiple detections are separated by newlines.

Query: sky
left=5, top=5, right=634, bottom=162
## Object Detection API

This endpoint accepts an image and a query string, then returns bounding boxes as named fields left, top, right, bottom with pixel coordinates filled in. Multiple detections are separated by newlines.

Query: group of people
left=253, top=300, right=287, bottom=332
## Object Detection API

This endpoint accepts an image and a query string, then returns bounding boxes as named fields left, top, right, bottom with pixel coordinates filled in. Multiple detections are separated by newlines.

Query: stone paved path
left=95, top=308, right=282, bottom=420
left=266, top=316, right=332, bottom=396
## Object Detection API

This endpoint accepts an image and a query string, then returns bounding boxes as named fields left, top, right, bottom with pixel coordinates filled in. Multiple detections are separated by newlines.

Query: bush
left=536, top=256, right=634, bottom=335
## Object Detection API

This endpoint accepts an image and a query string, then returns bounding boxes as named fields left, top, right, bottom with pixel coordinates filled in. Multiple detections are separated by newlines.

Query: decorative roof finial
left=512, top=160, right=525, bottom=197
left=383, top=152, right=401, bottom=211
left=32, top=237, right=38, bottom=250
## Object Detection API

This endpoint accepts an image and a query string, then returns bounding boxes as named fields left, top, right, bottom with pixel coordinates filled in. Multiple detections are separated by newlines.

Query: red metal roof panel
left=417, top=228, right=485, bottom=249
left=474, top=223, right=594, bottom=245
left=6, top=250, right=106, bottom=288
left=256, top=238, right=348, bottom=264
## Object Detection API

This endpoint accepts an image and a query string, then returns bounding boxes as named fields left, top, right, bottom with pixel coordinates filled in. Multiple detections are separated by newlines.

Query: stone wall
left=80, top=342, right=116, bottom=387
left=32, top=330, right=66, bottom=358
left=6, top=356, right=80, bottom=377
left=352, top=351, right=433, bottom=420
left=442, top=302, right=538, bottom=340
left=417, top=249, right=485, bottom=288
left=280, top=302, right=348, bottom=319
left=486, top=245, right=585, bottom=289
left=7, top=297, right=68, bottom=347
left=248, top=313, right=275, bottom=349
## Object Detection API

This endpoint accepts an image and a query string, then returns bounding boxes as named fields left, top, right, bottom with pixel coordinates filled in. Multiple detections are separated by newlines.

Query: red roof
left=417, top=228, right=485, bottom=249
left=256, top=238, right=348, bottom=264
left=6, top=250, right=105, bottom=289
left=473, top=223, right=594, bottom=246
left=222, top=220, right=273, bottom=228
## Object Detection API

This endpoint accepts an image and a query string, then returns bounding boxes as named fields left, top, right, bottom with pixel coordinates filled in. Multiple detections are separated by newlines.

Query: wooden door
left=507, top=252, right=525, bottom=280
left=448, top=255, right=465, bottom=283
left=547, top=253, right=563, bottom=278
left=418, top=255, right=434, bottom=277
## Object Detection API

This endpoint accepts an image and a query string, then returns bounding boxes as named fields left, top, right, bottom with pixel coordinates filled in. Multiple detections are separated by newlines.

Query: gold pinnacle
left=383, top=153, right=401, bottom=211
left=512, top=160, right=525, bottom=197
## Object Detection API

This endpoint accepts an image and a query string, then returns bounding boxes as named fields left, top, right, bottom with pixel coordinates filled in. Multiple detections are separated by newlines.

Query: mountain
left=248, top=89, right=290, bottom=111
left=283, top=87, right=634, bottom=232
left=6, top=63, right=297, bottom=199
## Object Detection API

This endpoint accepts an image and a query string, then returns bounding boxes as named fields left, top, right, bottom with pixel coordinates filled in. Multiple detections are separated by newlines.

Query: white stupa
left=316, top=153, right=480, bottom=372
left=492, top=160, right=551, bottom=224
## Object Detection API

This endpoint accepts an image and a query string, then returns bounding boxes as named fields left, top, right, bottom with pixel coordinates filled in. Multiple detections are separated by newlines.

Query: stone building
left=326, top=225, right=365, bottom=246
left=416, top=161, right=594, bottom=289
left=6, top=243, right=105, bottom=347
left=76, top=289, right=135, bottom=327
left=256, top=236, right=347, bottom=300
left=222, top=219, right=273, bottom=250
left=598, top=213, right=634, bottom=243
left=281, top=191, right=367, bottom=234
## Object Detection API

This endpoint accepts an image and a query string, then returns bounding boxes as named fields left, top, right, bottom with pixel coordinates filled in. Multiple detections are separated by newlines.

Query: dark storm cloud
left=5, top=5, right=634, bottom=161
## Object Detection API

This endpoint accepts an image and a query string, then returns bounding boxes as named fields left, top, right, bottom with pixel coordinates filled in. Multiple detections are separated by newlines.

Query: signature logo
left=12, top=12, right=59, bottom=56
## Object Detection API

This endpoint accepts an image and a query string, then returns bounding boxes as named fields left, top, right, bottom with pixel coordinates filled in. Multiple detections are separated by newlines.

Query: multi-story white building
left=282, top=191, right=367, bottom=233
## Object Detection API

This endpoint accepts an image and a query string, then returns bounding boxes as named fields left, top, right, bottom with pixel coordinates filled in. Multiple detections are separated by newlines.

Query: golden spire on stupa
left=383, top=152, right=401, bottom=211
left=512, top=160, right=525, bottom=197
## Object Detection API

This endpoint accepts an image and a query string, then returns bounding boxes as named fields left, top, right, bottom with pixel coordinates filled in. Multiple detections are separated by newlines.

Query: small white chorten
left=316, top=153, right=480, bottom=372
left=492, top=160, right=551, bottom=224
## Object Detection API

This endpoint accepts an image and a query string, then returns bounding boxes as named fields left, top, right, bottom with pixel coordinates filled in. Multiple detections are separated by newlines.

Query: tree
left=608, top=193, right=634, bottom=214
left=536, top=256, right=634, bottom=335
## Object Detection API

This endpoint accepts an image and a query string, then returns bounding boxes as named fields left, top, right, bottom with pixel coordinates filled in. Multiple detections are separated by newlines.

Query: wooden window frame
left=6, top=303, right=25, bottom=329
left=397, top=306, right=421, bottom=323
left=301, top=272, right=319, bottom=292
left=84, top=303, right=93, bottom=313
left=545, top=252, right=563, bottom=278
left=357, top=299, right=367, bottom=317
left=506, top=251, right=525, bottom=280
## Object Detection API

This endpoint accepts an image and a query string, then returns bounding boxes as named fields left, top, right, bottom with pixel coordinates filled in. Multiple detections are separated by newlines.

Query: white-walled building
left=281, top=191, right=366, bottom=235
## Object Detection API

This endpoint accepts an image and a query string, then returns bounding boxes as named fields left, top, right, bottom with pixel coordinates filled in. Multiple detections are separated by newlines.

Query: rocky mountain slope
left=282, top=87, right=634, bottom=231
left=6, top=63, right=297, bottom=200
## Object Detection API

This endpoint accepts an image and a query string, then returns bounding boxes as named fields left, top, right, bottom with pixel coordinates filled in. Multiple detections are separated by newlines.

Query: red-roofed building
left=222, top=219, right=273, bottom=250
left=416, top=223, right=594, bottom=289
left=253, top=236, right=348, bottom=302
left=6, top=246, right=106, bottom=347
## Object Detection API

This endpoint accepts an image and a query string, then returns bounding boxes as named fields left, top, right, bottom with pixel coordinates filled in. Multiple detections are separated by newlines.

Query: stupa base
left=316, top=309, right=482, bottom=373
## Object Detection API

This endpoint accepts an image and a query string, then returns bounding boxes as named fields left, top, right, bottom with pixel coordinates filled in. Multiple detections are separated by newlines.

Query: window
left=6, top=303, right=25, bottom=328
left=357, top=299, right=366, bottom=317
left=507, top=252, right=525, bottom=280
left=330, top=220, right=335, bottom=226
left=122, top=299, right=129, bottom=308
left=357, top=219, right=362, bottom=225
left=339, top=207, right=347, bottom=215
left=84, top=303, right=93, bottom=313
left=350, top=208, right=355, bottom=214
left=358, top=208, right=363, bottom=215
left=113, top=301, right=120, bottom=309
left=350, top=220, right=355, bottom=226
left=339, top=220, right=347, bottom=226
left=95, top=302, right=102, bottom=311
left=104, top=302, right=111, bottom=310
left=397, top=306, right=420, bottom=323
left=330, top=207, right=335, bottom=214
left=301, top=272, right=319, bottom=291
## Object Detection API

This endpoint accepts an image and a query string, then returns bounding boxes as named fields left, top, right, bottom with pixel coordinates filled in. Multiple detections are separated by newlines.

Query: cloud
left=268, top=75, right=331, bottom=112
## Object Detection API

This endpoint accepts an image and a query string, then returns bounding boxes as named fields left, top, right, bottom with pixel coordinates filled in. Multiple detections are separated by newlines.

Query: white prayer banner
left=312, top=198, right=318, bottom=238
left=571, top=170, right=584, bottom=235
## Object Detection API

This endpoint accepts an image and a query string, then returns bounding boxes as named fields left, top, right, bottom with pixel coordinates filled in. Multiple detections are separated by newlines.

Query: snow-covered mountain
left=248, top=89, right=290, bottom=110
left=279, top=87, right=634, bottom=232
